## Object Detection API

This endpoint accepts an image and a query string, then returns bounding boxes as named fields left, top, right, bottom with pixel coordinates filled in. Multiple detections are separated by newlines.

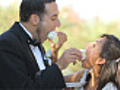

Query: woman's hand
left=49, top=32, right=67, bottom=63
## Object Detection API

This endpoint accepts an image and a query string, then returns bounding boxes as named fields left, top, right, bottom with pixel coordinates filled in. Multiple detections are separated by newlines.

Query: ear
left=95, top=58, right=106, bottom=65
left=30, top=14, right=40, bottom=26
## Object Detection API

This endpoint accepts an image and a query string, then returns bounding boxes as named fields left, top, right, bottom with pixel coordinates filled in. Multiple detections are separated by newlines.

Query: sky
left=0, top=0, right=120, bottom=22
left=57, top=0, right=120, bottom=22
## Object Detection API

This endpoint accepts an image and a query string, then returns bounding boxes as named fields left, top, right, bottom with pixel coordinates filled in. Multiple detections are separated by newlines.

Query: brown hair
left=97, top=34, right=120, bottom=90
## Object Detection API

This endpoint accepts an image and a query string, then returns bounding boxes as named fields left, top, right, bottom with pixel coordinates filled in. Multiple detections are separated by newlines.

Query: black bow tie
left=28, top=38, right=41, bottom=46
left=28, top=38, right=49, bottom=66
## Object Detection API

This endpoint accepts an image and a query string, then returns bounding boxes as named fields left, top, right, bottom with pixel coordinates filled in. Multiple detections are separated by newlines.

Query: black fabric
left=28, top=38, right=49, bottom=67
left=38, top=44, right=50, bottom=67
left=0, top=22, right=66, bottom=89
left=28, top=38, right=40, bottom=46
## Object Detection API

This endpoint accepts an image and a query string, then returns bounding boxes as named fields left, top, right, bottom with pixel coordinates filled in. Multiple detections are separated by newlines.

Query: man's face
left=82, top=38, right=107, bottom=69
left=37, top=2, right=61, bottom=43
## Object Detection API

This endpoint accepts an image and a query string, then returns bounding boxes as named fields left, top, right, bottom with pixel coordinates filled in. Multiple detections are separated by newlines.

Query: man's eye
left=51, top=18, right=56, bottom=21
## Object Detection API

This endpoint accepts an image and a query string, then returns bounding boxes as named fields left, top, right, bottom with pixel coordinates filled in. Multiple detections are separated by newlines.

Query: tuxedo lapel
left=10, top=22, right=39, bottom=75
left=23, top=42, right=40, bottom=74
left=38, top=45, right=48, bottom=67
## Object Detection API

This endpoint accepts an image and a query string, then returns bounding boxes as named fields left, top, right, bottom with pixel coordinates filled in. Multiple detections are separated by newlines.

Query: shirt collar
left=19, top=22, right=33, bottom=39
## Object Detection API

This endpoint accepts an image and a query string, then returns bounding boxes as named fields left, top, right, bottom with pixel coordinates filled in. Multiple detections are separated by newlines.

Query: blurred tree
left=0, top=1, right=19, bottom=34
left=1, top=1, right=120, bottom=75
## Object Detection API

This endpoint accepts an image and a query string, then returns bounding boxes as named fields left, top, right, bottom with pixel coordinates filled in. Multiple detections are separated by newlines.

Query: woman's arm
left=50, top=32, right=67, bottom=63
left=64, top=69, right=85, bottom=82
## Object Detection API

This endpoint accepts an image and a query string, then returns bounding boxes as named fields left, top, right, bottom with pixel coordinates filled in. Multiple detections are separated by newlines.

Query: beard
left=36, top=27, right=42, bottom=43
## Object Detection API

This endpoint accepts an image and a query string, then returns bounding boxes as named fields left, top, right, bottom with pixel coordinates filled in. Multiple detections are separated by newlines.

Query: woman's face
left=82, top=37, right=107, bottom=69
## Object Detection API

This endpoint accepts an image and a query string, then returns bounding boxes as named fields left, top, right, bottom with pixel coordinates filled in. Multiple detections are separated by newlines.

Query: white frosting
left=79, top=49, right=86, bottom=60
left=47, top=31, right=57, bottom=41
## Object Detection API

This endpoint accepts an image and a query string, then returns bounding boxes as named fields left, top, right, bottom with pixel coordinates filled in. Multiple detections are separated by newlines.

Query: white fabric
left=102, top=82, right=118, bottom=90
left=66, top=69, right=89, bottom=90
left=30, top=45, right=46, bottom=70
left=79, top=70, right=118, bottom=90
left=44, top=50, right=52, bottom=66
left=44, top=57, right=52, bottom=66
left=19, top=22, right=46, bottom=70
left=66, top=69, right=118, bottom=90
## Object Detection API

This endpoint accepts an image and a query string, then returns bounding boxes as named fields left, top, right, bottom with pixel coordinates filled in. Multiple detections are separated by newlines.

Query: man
left=0, top=0, right=82, bottom=89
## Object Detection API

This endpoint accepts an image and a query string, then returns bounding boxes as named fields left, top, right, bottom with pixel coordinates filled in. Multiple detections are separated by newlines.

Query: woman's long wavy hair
left=97, top=34, right=120, bottom=90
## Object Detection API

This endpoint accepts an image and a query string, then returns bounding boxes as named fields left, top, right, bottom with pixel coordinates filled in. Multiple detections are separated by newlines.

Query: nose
left=55, top=18, right=61, bottom=27
left=86, top=42, right=92, bottom=50
left=87, top=42, right=95, bottom=47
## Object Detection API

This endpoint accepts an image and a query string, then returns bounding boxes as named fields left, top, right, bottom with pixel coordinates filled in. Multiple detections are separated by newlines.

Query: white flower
left=44, top=50, right=52, bottom=66
left=47, top=31, right=57, bottom=41
left=45, top=50, right=52, bottom=58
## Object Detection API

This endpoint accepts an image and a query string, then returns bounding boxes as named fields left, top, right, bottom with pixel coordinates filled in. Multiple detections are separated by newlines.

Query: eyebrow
left=95, top=40, right=101, bottom=45
left=51, top=14, right=58, bottom=17
left=51, top=11, right=59, bottom=17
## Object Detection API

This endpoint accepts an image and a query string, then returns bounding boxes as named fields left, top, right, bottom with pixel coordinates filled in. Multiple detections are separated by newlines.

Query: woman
left=65, top=34, right=120, bottom=90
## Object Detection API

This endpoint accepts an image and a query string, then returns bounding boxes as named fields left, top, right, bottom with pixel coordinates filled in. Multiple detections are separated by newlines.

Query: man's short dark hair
left=20, top=0, right=56, bottom=22
left=40, top=0, right=56, bottom=3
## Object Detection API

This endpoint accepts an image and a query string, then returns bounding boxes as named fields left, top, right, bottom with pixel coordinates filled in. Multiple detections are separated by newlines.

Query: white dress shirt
left=19, top=22, right=46, bottom=70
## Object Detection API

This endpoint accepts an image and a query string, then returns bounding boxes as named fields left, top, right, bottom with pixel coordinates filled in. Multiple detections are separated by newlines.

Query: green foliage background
left=1, top=2, right=120, bottom=75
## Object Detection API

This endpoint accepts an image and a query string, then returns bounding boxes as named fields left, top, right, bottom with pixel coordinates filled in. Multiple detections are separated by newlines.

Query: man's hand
left=56, top=48, right=83, bottom=70
left=49, top=32, right=67, bottom=63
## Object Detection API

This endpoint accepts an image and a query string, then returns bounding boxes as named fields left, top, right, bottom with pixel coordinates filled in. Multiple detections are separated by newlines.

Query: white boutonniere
left=44, top=50, right=52, bottom=66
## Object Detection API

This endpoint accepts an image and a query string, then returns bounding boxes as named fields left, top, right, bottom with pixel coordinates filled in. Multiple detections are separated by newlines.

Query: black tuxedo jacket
left=0, top=22, right=66, bottom=89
